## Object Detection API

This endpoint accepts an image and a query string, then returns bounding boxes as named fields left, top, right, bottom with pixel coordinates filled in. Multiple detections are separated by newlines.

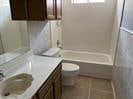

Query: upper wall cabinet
left=9, top=0, right=62, bottom=20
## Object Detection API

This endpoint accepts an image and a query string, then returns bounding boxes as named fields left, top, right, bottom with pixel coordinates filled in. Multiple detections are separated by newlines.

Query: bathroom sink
left=0, top=73, right=33, bottom=97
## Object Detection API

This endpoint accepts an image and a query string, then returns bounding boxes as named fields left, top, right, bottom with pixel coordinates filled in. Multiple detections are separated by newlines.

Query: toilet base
left=62, top=76, right=75, bottom=86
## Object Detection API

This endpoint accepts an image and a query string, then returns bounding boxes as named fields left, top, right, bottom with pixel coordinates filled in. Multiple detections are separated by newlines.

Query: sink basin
left=0, top=73, right=33, bottom=97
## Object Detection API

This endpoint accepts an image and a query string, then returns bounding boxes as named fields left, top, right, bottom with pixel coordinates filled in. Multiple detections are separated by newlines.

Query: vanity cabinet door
left=53, top=74, right=62, bottom=99
left=38, top=76, right=53, bottom=99
left=32, top=95, right=37, bottom=99
left=56, top=0, right=62, bottom=19
left=27, top=0, right=46, bottom=20
left=44, top=86, right=54, bottom=99
left=10, top=0, right=28, bottom=20
left=46, top=0, right=56, bottom=19
left=46, top=0, right=62, bottom=20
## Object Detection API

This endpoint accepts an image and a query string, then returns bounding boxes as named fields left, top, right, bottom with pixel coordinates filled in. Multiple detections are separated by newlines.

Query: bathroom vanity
left=32, top=61, right=62, bottom=99
left=0, top=55, right=62, bottom=99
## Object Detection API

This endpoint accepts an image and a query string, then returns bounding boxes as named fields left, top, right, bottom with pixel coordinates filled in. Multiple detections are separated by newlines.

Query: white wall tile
left=62, top=0, right=116, bottom=54
left=110, top=0, right=124, bottom=62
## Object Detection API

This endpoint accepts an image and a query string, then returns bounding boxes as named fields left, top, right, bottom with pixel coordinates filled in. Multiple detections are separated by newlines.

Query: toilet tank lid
left=42, top=48, right=60, bottom=56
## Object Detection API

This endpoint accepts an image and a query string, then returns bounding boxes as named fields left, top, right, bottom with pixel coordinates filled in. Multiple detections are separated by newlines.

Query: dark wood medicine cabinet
left=9, top=0, right=62, bottom=20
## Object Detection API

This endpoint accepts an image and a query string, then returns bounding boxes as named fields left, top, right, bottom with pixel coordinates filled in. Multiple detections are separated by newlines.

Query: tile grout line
left=88, top=78, right=92, bottom=99
left=90, top=88, right=113, bottom=94
left=88, top=88, right=91, bottom=99
left=111, top=81, right=116, bottom=99
left=90, top=77, right=113, bottom=94
left=62, top=76, right=114, bottom=99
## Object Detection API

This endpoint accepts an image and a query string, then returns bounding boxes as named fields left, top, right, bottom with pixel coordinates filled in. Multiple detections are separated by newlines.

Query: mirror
left=0, top=0, right=30, bottom=65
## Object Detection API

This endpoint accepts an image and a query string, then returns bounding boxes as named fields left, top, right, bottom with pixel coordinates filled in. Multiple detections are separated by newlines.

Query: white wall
left=110, top=0, right=125, bottom=62
left=62, top=0, right=116, bottom=54
left=28, top=21, right=51, bottom=55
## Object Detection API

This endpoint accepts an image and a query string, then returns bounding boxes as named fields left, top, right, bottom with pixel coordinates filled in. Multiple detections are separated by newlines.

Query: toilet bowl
left=42, top=48, right=80, bottom=86
left=62, top=63, right=80, bottom=86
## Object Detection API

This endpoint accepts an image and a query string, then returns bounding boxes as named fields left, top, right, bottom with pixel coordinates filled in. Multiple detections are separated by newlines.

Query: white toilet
left=42, top=48, right=80, bottom=86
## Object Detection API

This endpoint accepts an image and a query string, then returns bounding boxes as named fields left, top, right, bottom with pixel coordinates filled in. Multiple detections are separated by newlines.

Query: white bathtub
left=61, top=50, right=113, bottom=79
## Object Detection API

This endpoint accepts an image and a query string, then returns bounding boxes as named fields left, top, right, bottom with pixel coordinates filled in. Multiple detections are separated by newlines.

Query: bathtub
left=61, top=50, right=113, bottom=79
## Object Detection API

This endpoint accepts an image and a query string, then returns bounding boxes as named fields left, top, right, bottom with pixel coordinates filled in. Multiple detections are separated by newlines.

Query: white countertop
left=0, top=55, right=62, bottom=99
left=0, top=47, right=30, bottom=65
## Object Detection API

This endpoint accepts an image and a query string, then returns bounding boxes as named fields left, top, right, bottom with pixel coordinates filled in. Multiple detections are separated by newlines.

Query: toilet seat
left=62, top=63, right=80, bottom=77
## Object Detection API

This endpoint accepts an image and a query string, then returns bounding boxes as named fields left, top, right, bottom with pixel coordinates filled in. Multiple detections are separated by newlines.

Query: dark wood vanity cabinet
left=32, top=63, right=62, bottom=99
left=10, top=0, right=62, bottom=20
left=53, top=74, right=62, bottom=99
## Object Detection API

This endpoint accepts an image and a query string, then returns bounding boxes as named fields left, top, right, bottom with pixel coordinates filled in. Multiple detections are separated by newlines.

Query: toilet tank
left=42, top=48, right=60, bottom=57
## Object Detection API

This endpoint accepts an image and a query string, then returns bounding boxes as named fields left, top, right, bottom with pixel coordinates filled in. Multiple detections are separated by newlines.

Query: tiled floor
left=62, top=76, right=114, bottom=99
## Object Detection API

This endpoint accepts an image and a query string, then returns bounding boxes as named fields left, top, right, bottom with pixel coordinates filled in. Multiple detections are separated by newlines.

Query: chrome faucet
left=0, top=70, right=5, bottom=81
